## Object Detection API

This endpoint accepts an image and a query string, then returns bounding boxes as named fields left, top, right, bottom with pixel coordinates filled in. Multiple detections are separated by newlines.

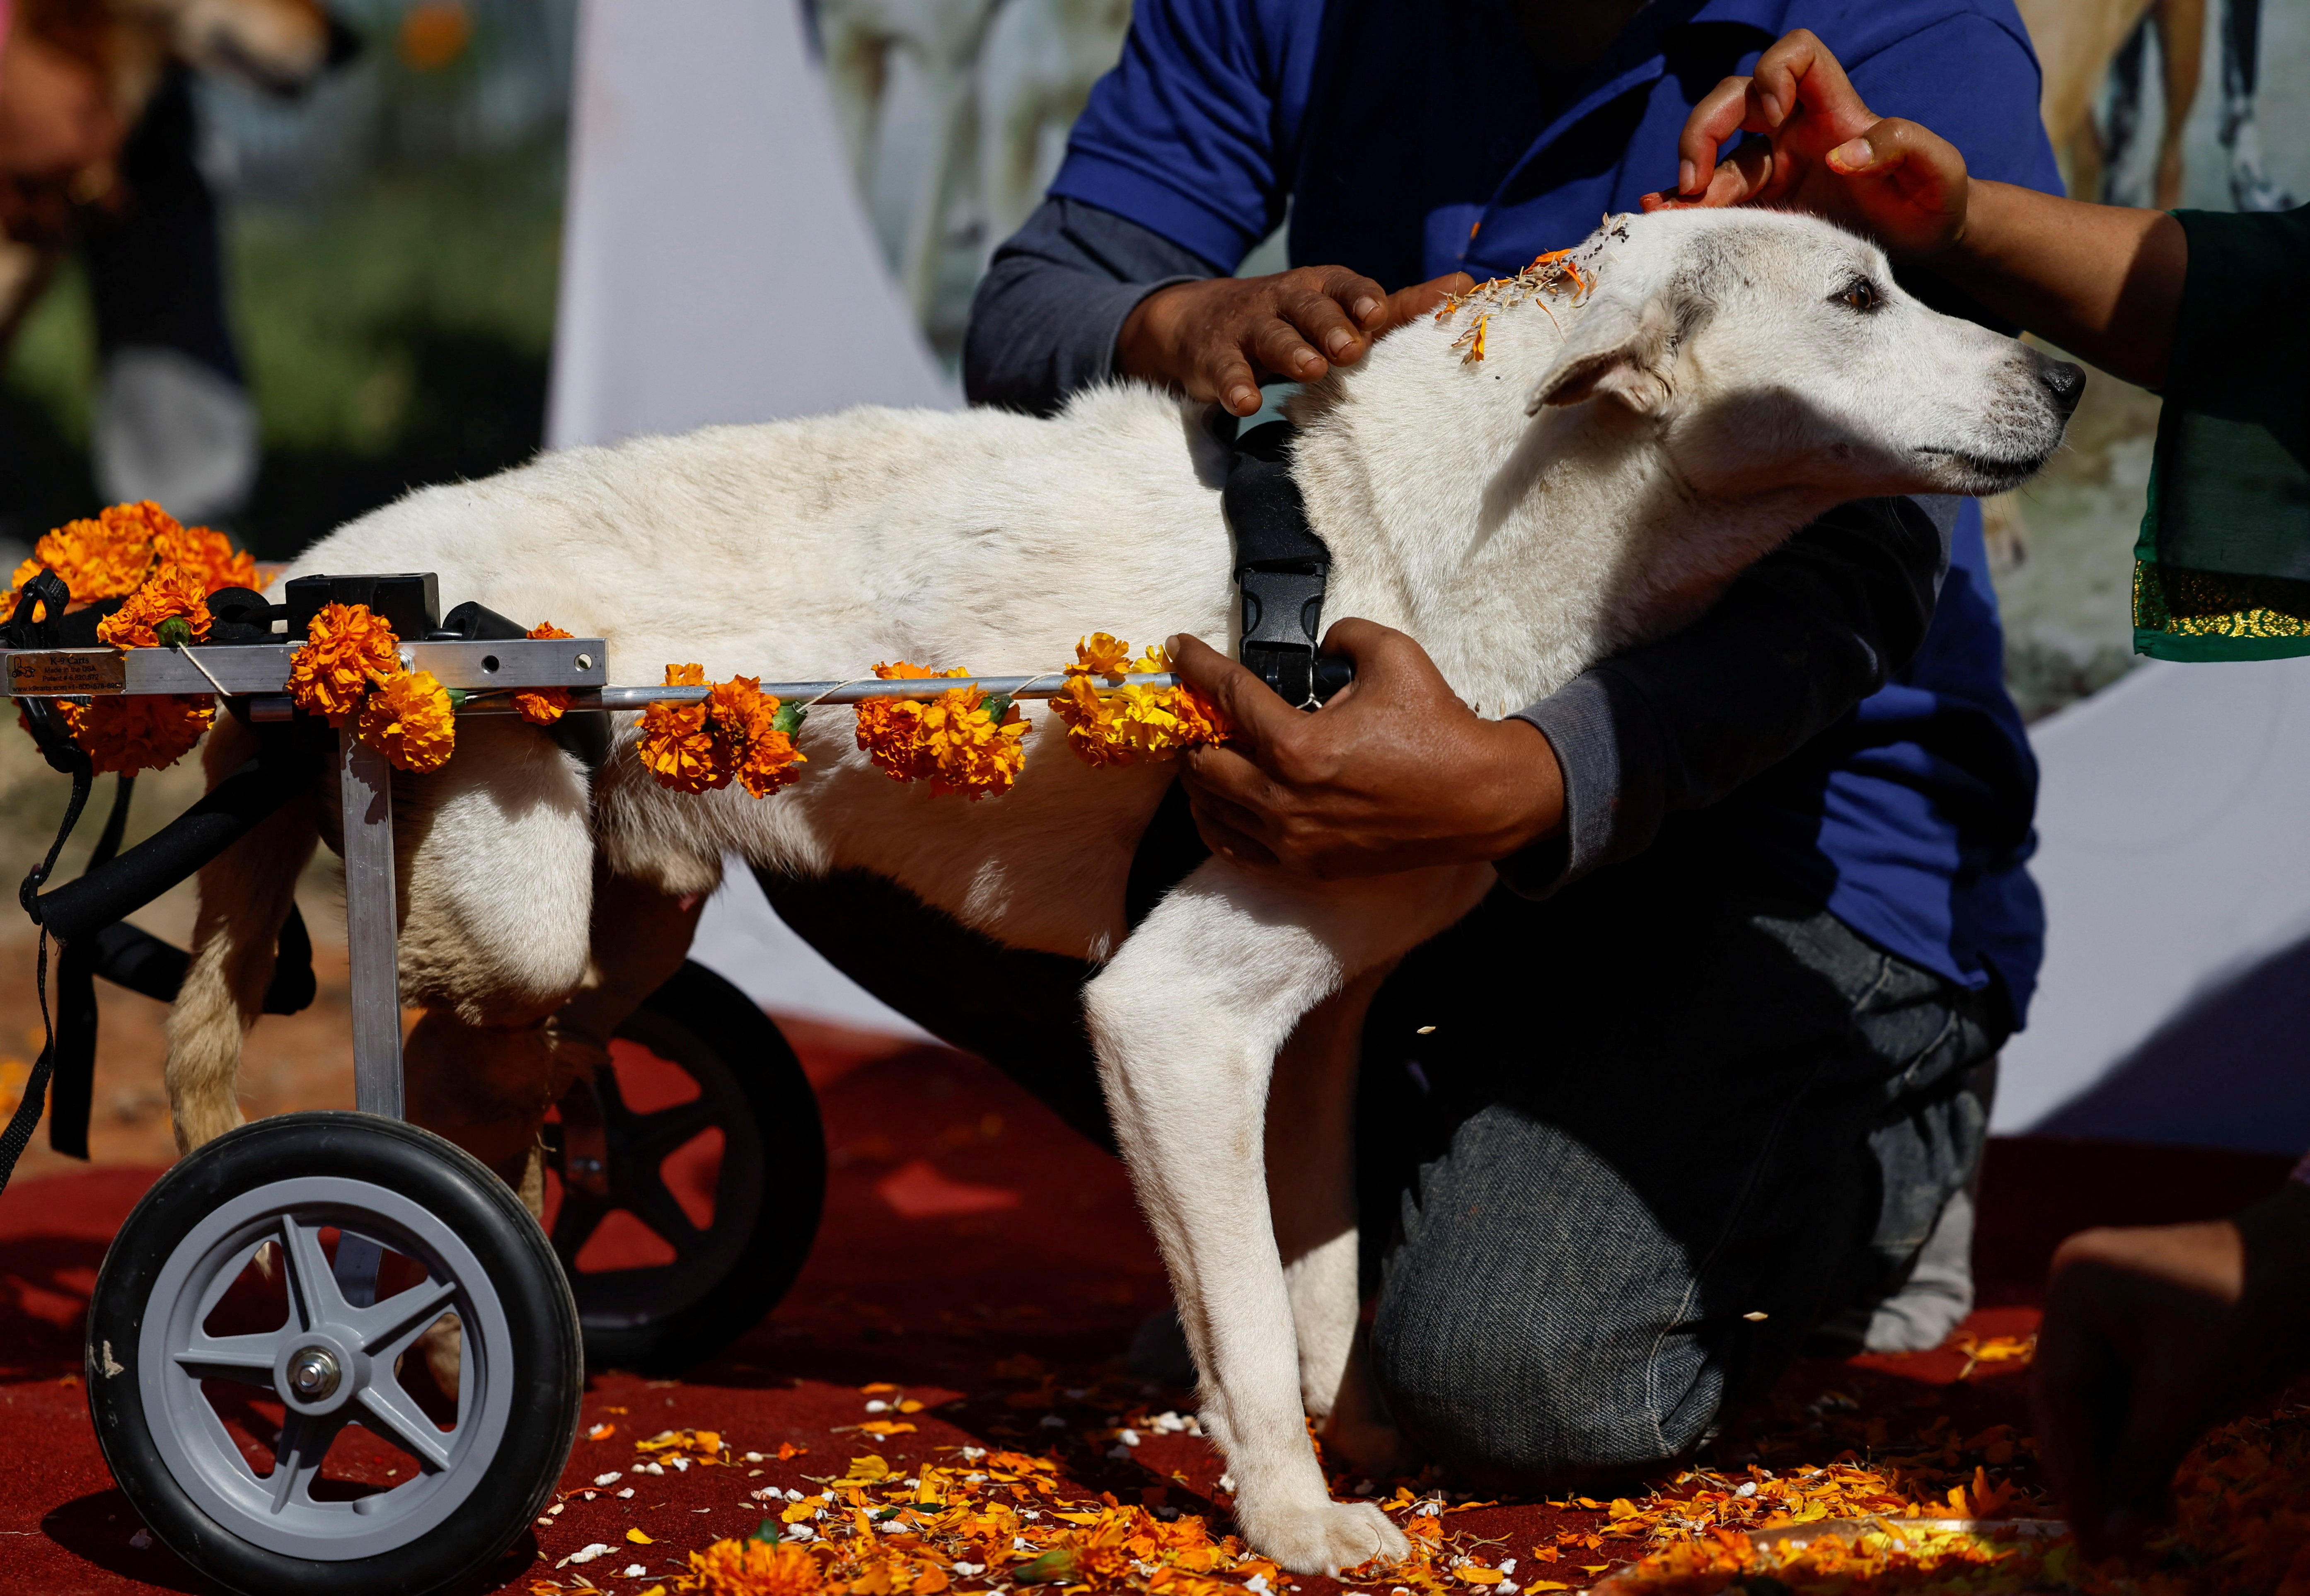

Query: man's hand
left=1638, top=28, right=1971, bottom=261
left=1119, top=267, right=1474, bottom=418
left=2033, top=1185, right=2310, bottom=1557
left=1169, top=620, right=1563, bottom=878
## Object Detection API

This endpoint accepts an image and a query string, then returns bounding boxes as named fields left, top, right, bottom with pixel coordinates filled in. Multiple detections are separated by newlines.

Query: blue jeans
left=1357, top=840, right=2004, bottom=1489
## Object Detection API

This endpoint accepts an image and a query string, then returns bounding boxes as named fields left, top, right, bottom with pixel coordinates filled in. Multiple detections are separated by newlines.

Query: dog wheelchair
left=0, top=571, right=841, bottom=1594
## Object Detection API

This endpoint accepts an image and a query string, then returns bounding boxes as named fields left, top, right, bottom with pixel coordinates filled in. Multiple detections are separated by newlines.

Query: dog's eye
left=1837, top=278, right=1881, bottom=313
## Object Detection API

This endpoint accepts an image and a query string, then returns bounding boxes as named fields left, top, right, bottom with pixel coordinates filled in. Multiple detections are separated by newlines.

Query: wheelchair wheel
left=543, top=959, right=826, bottom=1374
left=86, top=1112, right=582, bottom=1596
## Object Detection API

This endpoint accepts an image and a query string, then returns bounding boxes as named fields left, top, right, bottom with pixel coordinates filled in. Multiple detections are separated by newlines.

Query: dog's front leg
left=1086, top=860, right=1487, bottom=1574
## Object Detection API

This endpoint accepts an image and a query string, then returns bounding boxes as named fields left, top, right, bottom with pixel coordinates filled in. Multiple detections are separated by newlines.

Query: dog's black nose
left=2033, top=351, right=2087, bottom=419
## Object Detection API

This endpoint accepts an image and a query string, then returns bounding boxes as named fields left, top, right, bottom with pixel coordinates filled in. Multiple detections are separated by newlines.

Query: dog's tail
left=165, top=715, right=321, bottom=1152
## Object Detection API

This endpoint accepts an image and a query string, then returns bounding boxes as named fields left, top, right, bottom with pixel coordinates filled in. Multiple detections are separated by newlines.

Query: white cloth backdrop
left=549, top=0, right=944, bottom=1038
left=1994, top=655, right=2310, bottom=1153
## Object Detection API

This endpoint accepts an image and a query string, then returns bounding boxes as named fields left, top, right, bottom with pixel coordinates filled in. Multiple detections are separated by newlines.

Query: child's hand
left=1640, top=29, right=1971, bottom=261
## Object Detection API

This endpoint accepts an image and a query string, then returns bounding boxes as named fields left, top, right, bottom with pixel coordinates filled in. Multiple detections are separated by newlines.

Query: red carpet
left=0, top=1022, right=2289, bottom=1594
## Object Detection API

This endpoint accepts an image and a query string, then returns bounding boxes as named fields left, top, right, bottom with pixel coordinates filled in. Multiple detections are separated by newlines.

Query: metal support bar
left=339, top=729, right=404, bottom=1120
left=450, top=672, right=1185, bottom=715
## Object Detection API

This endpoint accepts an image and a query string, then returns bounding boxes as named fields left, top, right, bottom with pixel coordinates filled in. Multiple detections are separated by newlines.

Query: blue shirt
left=1047, top=0, right=2054, bottom=1021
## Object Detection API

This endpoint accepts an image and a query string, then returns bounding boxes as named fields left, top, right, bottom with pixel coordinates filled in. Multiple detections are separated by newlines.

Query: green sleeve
left=2133, top=204, right=2310, bottom=661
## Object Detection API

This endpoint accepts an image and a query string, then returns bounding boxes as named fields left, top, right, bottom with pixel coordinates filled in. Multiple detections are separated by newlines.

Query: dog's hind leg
left=544, top=863, right=711, bottom=1095
left=1086, top=860, right=1489, bottom=1575
left=394, top=719, right=597, bottom=1200
left=167, top=716, right=322, bottom=1153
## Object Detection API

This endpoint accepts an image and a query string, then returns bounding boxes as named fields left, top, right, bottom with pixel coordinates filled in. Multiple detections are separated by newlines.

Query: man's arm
left=1499, top=495, right=1942, bottom=893
left=964, top=197, right=1217, bottom=416
left=1173, top=497, right=1943, bottom=884
left=965, top=195, right=1461, bottom=417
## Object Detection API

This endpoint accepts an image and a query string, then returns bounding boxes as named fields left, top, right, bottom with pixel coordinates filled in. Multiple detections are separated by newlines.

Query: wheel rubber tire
left=86, top=1112, right=582, bottom=1596
left=556, top=960, right=826, bottom=1374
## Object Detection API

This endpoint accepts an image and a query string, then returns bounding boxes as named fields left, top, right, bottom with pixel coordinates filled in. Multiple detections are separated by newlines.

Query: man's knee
left=1369, top=1291, right=1724, bottom=1489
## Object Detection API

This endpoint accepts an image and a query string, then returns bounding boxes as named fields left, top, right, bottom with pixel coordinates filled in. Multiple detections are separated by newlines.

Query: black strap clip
left=1220, top=417, right=1352, bottom=710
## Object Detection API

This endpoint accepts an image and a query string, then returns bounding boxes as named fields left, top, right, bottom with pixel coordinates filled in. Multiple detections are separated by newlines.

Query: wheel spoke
left=173, top=1330, right=284, bottom=1388
left=550, top=1186, right=609, bottom=1263
left=351, top=1277, right=460, bottom=1362
left=356, top=1377, right=455, bottom=1472
left=268, top=1410, right=341, bottom=1513
left=628, top=1171, right=705, bottom=1252
left=276, top=1216, right=343, bottom=1332
left=627, top=1097, right=716, bottom=1161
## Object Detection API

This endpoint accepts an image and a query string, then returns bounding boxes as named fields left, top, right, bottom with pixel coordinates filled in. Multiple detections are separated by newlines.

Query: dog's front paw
left=1243, top=1499, right=1410, bottom=1575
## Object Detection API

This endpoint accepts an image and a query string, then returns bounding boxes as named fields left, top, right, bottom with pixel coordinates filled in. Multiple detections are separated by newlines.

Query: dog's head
left=1505, top=208, right=2081, bottom=502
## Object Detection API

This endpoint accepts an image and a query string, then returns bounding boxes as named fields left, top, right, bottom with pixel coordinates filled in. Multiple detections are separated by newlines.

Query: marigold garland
left=517, top=622, right=576, bottom=725
left=638, top=665, right=807, bottom=797
left=289, top=601, right=404, bottom=726
left=1050, top=635, right=1231, bottom=767
left=355, top=670, right=457, bottom=774
left=854, top=662, right=1027, bottom=800
left=57, top=695, right=215, bottom=775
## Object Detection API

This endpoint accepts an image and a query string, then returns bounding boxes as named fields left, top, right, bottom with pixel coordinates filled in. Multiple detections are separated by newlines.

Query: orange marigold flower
left=96, top=565, right=213, bottom=649
left=854, top=662, right=966, bottom=788
left=58, top=695, right=214, bottom=775
left=676, top=1536, right=827, bottom=1596
left=855, top=662, right=1023, bottom=799
left=290, top=602, right=402, bottom=725
left=356, top=670, right=456, bottom=772
left=515, top=622, right=575, bottom=725
left=5, top=515, right=158, bottom=613
left=707, top=675, right=807, bottom=798
left=640, top=662, right=730, bottom=793
left=152, top=520, right=259, bottom=595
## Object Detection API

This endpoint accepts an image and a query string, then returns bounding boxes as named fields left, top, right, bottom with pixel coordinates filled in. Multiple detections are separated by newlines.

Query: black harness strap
left=1221, top=417, right=1351, bottom=709
left=45, top=774, right=133, bottom=1159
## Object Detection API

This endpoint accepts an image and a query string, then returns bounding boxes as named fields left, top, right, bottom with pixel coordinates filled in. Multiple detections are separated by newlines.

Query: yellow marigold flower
left=152, top=520, right=259, bottom=595
left=640, top=662, right=731, bottom=793
left=58, top=695, right=214, bottom=775
left=290, top=602, right=402, bottom=726
left=1071, top=632, right=1133, bottom=678
left=675, top=1536, right=827, bottom=1596
left=1050, top=637, right=1230, bottom=767
left=515, top=622, right=575, bottom=725
left=918, top=688, right=1027, bottom=800
left=96, top=565, right=213, bottom=649
left=356, top=670, right=456, bottom=772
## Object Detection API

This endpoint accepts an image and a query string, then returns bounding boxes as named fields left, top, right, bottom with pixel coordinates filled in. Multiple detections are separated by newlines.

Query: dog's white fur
left=166, top=209, right=2071, bottom=1572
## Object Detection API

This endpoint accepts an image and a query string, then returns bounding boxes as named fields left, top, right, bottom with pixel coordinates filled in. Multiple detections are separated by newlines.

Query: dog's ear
left=1526, top=295, right=1677, bottom=416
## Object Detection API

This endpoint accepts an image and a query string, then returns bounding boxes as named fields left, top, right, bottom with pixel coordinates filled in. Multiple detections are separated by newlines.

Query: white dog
left=164, top=208, right=2078, bottom=1573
